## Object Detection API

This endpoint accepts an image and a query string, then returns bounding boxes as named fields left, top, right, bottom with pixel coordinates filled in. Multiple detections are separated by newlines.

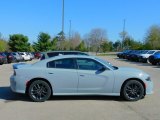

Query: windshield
left=95, top=57, right=118, bottom=70
left=142, top=50, right=149, bottom=54
left=147, top=51, right=155, bottom=54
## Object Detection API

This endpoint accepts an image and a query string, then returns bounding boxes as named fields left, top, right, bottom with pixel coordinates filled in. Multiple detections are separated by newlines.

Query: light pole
left=122, top=19, right=126, bottom=50
left=62, top=0, right=65, bottom=40
left=69, top=20, right=72, bottom=40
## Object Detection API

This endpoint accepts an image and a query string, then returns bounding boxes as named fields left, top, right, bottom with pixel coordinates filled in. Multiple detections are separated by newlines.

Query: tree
left=56, top=31, right=66, bottom=50
left=113, top=40, right=121, bottom=51
left=122, top=36, right=143, bottom=50
left=69, top=32, right=81, bottom=50
left=9, top=34, right=30, bottom=52
left=75, top=41, right=87, bottom=52
left=85, top=28, right=108, bottom=52
left=144, top=25, right=160, bottom=49
left=51, top=37, right=58, bottom=51
left=119, top=31, right=128, bottom=49
left=0, top=39, right=9, bottom=52
left=33, top=32, right=51, bottom=52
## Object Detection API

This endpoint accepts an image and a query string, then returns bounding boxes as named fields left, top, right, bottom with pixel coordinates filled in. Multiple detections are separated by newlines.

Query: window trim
left=75, top=58, right=106, bottom=71
left=47, top=58, right=77, bottom=69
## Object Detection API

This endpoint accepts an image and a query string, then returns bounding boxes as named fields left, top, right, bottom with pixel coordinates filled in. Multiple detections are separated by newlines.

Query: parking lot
left=0, top=56, right=160, bottom=120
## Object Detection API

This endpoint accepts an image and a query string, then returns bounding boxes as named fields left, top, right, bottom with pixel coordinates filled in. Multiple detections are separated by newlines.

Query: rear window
left=63, top=52, right=77, bottom=55
left=12, top=53, right=16, bottom=55
left=19, top=53, right=24, bottom=55
left=47, top=58, right=76, bottom=69
left=47, top=52, right=62, bottom=57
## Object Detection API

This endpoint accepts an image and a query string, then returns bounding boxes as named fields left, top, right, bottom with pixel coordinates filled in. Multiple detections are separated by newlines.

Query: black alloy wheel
left=28, top=80, right=51, bottom=102
left=121, top=80, right=144, bottom=101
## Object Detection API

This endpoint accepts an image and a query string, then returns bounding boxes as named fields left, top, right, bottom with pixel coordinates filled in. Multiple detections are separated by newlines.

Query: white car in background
left=19, top=52, right=31, bottom=61
left=10, top=55, right=153, bottom=102
left=139, top=50, right=160, bottom=63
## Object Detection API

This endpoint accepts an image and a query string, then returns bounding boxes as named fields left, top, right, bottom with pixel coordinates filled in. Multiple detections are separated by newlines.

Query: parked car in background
left=125, top=50, right=138, bottom=60
left=4, top=52, right=15, bottom=63
left=117, top=50, right=131, bottom=59
left=0, top=53, right=5, bottom=65
left=148, top=51, right=160, bottom=65
left=19, top=52, right=31, bottom=61
left=41, top=51, right=89, bottom=60
left=0, top=52, right=8, bottom=64
left=34, top=52, right=41, bottom=59
left=29, top=52, right=34, bottom=60
left=10, top=55, right=153, bottom=102
left=129, top=50, right=145, bottom=62
left=11, top=52, right=24, bottom=62
left=138, top=50, right=160, bottom=63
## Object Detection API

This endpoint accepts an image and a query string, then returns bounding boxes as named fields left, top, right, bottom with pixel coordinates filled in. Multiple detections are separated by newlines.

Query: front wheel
left=152, top=62, right=157, bottom=65
left=28, top=80, right=51, bottom=102
left=121, top=80, right=144, bottom=101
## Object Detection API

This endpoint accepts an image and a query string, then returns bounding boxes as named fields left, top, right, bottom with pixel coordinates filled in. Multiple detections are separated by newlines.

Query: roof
left=34, top=55, right=96, bottom=66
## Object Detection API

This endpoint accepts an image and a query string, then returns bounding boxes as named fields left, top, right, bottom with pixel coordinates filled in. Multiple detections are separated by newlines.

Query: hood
left=13, top=63, right=32, bottom=69
left=118, top=67, right=143, bottom=74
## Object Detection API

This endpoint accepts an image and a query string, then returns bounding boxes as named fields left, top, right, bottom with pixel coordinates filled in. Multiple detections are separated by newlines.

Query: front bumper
left=145, top=80, right=154, bottom=95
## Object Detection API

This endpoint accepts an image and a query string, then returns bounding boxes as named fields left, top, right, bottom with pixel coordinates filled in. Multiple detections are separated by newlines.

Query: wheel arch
left=120, top=78, right=146, bottom=96
left=25, top=77, right=53, bottom=95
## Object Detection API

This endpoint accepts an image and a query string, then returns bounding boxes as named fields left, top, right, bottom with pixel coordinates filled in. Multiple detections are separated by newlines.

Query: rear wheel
left=121, top=80, right=144, bottom=101
left=28, top=80, right=51, bottom=102
left=152, top=62, right=157, bottom=65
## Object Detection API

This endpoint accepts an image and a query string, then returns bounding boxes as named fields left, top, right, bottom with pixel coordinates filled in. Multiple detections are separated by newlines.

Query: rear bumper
left=10, top=75, right=26, bottom=94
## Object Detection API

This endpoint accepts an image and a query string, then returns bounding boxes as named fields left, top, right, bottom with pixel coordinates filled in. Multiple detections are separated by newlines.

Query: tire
left=121, top=80, right=144, bottom=101
left=152, top=62, right=157, bottom=65
left=28, top=80, right=51, bottom=102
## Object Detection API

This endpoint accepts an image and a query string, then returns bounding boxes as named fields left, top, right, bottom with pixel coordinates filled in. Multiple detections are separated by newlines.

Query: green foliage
left=51, top=37, right=58, bottom=50
left=9, top=34, right=30, bottom=52
left=100, top=41, right=113, bottom=52
left=113, top=40, right=121, bottom=51
left=0, top=39, right=9, bottom=52
left=75, top=41, right=87, bottom=52
left=144, top=25, right=160, bottom=49
left=33, top=32, right=51, bottom=52
left=122, top=36, right=143, bottom=50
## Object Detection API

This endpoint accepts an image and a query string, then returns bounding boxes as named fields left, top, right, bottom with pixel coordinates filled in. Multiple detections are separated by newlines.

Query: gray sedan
left=10, top=55, right=153, bottom=102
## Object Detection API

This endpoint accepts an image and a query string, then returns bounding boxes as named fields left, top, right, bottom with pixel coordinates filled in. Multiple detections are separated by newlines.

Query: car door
left=76, top=58, right=114, bottom=94
left=46, top=58, right=79, bottom=94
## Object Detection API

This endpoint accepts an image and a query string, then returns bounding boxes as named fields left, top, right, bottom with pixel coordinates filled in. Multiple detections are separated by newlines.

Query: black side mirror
left=98, top=66, right=106, bottom=72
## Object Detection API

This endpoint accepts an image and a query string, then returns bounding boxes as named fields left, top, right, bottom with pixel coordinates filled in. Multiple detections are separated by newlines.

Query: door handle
left=48, top=73, right=54, bottom=74
left=80, top=75, right=85, bottom=77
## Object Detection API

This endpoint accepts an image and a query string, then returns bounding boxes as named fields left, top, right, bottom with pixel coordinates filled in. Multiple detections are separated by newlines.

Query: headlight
left=146, top=76, right=151, bottom=81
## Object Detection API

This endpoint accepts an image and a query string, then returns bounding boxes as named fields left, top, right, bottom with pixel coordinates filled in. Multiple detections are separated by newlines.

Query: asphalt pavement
left=0, top=56, right=159, bottom=120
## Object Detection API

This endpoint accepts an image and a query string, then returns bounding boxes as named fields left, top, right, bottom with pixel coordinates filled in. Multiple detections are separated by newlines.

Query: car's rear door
left=76, top=58, right=114, bottom=94
left=46, top=58, right=79, bottom=94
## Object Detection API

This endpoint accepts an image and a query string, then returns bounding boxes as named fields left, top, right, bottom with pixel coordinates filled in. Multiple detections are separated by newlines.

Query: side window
left=76, top=58, right=104, bottom=70
left=155, top=51, right=160, bottom=54
left=40, top=54, right=45, bottom=60
left=47, top=58, right=76, bottom=69
left=47, top=52, right=59, bottom=57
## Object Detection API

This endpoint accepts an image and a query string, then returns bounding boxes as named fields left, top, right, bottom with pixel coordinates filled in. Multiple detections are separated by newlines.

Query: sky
left=0, top=0, right=160, bottom=43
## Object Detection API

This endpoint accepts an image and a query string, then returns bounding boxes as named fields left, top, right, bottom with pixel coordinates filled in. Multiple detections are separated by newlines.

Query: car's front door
left=46, top=58, right=78, bottom=94
left=76, top=58, right=114, bottom=94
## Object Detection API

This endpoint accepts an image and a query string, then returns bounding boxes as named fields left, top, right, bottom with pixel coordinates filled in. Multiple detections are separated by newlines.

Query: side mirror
left=98, top=66, right=106, bottom=72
